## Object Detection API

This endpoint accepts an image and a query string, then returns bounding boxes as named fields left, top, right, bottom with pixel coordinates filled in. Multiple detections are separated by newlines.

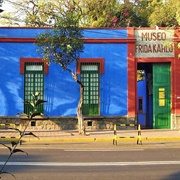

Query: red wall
left=173, top=28, right=180, bottom=114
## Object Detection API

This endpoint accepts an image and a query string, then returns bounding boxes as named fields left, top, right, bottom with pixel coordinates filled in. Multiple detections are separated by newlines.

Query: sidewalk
left=0, top=128, right=180, bottom=143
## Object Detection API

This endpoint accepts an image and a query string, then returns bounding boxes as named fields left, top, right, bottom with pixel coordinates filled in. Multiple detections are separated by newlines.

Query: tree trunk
left=66, top=68, right=84, bottom=134
left=77, top=82, right=84, bottom=134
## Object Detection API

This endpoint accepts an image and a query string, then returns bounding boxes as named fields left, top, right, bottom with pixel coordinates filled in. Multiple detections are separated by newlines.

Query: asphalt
left=0, top=128, right=180, bottom=144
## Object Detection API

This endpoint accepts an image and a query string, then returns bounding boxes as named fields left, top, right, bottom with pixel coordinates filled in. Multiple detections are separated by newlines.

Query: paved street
left=0, top=142, right=180, bottom=180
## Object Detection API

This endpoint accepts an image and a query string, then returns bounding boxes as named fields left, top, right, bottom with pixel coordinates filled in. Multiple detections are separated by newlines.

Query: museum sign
left=135, top=29, right=174, bottom=58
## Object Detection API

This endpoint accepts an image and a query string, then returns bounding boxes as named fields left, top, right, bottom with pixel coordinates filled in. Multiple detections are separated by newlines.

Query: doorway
left=137, top=63, right=171, bottom=129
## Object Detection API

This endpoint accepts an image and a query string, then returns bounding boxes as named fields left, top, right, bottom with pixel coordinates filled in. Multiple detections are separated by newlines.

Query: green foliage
left=81, top=0, right=151, bottom=27
left=0, top=92, right=46, bottom=179
left=24, top=92, right=47, bottom=119
left=25, top=0, right=55, bottom=26
left=35, top=11, right=84, bottom=70
left=148, top=0, right=180, bottom=27
left=79, top=0, right=118, bottom=27
left=1, top=0, right=180, bottom=27
left=0, top=0, right=151, bottom=27
left=175, top=1, right=180, bottom=26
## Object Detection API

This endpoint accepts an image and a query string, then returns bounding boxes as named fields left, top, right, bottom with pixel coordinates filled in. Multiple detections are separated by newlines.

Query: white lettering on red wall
left=135, top=30, right=174, bottom=58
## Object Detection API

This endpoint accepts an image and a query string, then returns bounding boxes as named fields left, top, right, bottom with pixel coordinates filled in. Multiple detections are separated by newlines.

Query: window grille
left=81, top=63, right=99, bottom=115
left=24, top=62, right=44, bottom=115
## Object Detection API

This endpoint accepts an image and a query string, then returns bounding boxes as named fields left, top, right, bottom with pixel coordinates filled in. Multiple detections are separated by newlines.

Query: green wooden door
left=81, top=64, right=99, bottom=116
left=24, top=62, right=44, bottom=115
left=153, top=63, right=171, bottom=129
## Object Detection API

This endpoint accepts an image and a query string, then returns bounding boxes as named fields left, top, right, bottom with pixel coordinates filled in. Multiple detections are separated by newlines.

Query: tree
left=0, top=0, right=55, bottom=26
left=109, top=0, right=153, bottom=27
left=148, top=0, right=180, bottom=27
left=4, top=0, right=180, bottom=28
left=0, top=0, right=27, bottom=26
left=35, top=11, right=85, bottom=134
left=78, top=0, right=119, bottom=27
left=0, top=0, right=152, bottom=27
left=20, top=0, right=119, bottom=28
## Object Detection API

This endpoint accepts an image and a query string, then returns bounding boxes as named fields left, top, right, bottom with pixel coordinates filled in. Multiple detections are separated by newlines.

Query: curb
left=21, top=137, right=180, bottom=144
left=22, top=137, right=112, bottom=143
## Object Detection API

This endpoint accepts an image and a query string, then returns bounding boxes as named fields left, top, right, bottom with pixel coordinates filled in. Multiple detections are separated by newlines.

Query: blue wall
left=0, top=28, right=128, bottom=117
left=137, top=77, right=147, bottom=127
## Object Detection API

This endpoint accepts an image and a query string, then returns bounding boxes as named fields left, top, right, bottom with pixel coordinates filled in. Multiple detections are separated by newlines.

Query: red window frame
left=20, top=58, right=49, bottom=74
left=76, top=58, right=104, bottom=74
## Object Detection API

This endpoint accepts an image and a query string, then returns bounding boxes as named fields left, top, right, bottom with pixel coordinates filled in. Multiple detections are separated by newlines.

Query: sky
left=1, top=0, right=14, bottom=13
left=0, top=0, right=26, bottom=26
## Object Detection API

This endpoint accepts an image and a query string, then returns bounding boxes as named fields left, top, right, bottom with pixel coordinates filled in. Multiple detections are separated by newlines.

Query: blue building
left=1, top=27, right=179, bottom=130
left=0, top=27, right=133, bottom=130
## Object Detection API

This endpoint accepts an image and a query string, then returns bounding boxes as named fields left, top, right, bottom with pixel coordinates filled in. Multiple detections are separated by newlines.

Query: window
left=77, top=58, right=104, bottom=116
left=138, top=97, right=143, bottom=113
left=81, top=63, right=99, bottom=115
left=24, top=62, right=44, bottom=115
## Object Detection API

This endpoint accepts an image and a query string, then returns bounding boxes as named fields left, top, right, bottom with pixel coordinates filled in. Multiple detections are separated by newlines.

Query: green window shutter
left=81, top=63, right=99, bottom=116
left=24, top=62, right=44, bottom=115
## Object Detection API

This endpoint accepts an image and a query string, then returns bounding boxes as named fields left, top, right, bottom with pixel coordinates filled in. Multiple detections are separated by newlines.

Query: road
left=0, top=142, right=180, bottom=180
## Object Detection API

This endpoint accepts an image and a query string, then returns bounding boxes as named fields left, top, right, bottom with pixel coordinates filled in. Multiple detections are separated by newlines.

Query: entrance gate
left=153, top=63, right=171, bottom=129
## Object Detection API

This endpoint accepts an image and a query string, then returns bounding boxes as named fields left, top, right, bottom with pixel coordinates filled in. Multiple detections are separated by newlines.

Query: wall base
left=0, top=116, right=137, bottom=131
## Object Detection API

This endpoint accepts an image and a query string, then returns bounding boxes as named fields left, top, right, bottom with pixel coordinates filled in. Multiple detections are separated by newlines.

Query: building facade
left=136, top=28, right=180, bottom=130
left=0, top=27, right=180, bottom=130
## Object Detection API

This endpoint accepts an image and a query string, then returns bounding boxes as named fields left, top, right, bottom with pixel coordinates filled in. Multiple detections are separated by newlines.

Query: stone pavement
left=0, top=128, right=180, bottom=144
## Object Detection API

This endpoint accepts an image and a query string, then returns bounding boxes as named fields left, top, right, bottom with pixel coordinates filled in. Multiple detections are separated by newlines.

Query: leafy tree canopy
left=35, top=9, right=85, bottom=134
left=148, top=0, right=180, bottom=27
left=0, top=0, right=151, bottom=27
left=1, top=0, right=180, bottom=28
left=35, top=10, right=84, bottom=70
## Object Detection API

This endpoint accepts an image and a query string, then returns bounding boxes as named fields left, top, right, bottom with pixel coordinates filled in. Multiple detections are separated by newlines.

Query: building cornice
left=0, top=37, right=136, bottom=43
